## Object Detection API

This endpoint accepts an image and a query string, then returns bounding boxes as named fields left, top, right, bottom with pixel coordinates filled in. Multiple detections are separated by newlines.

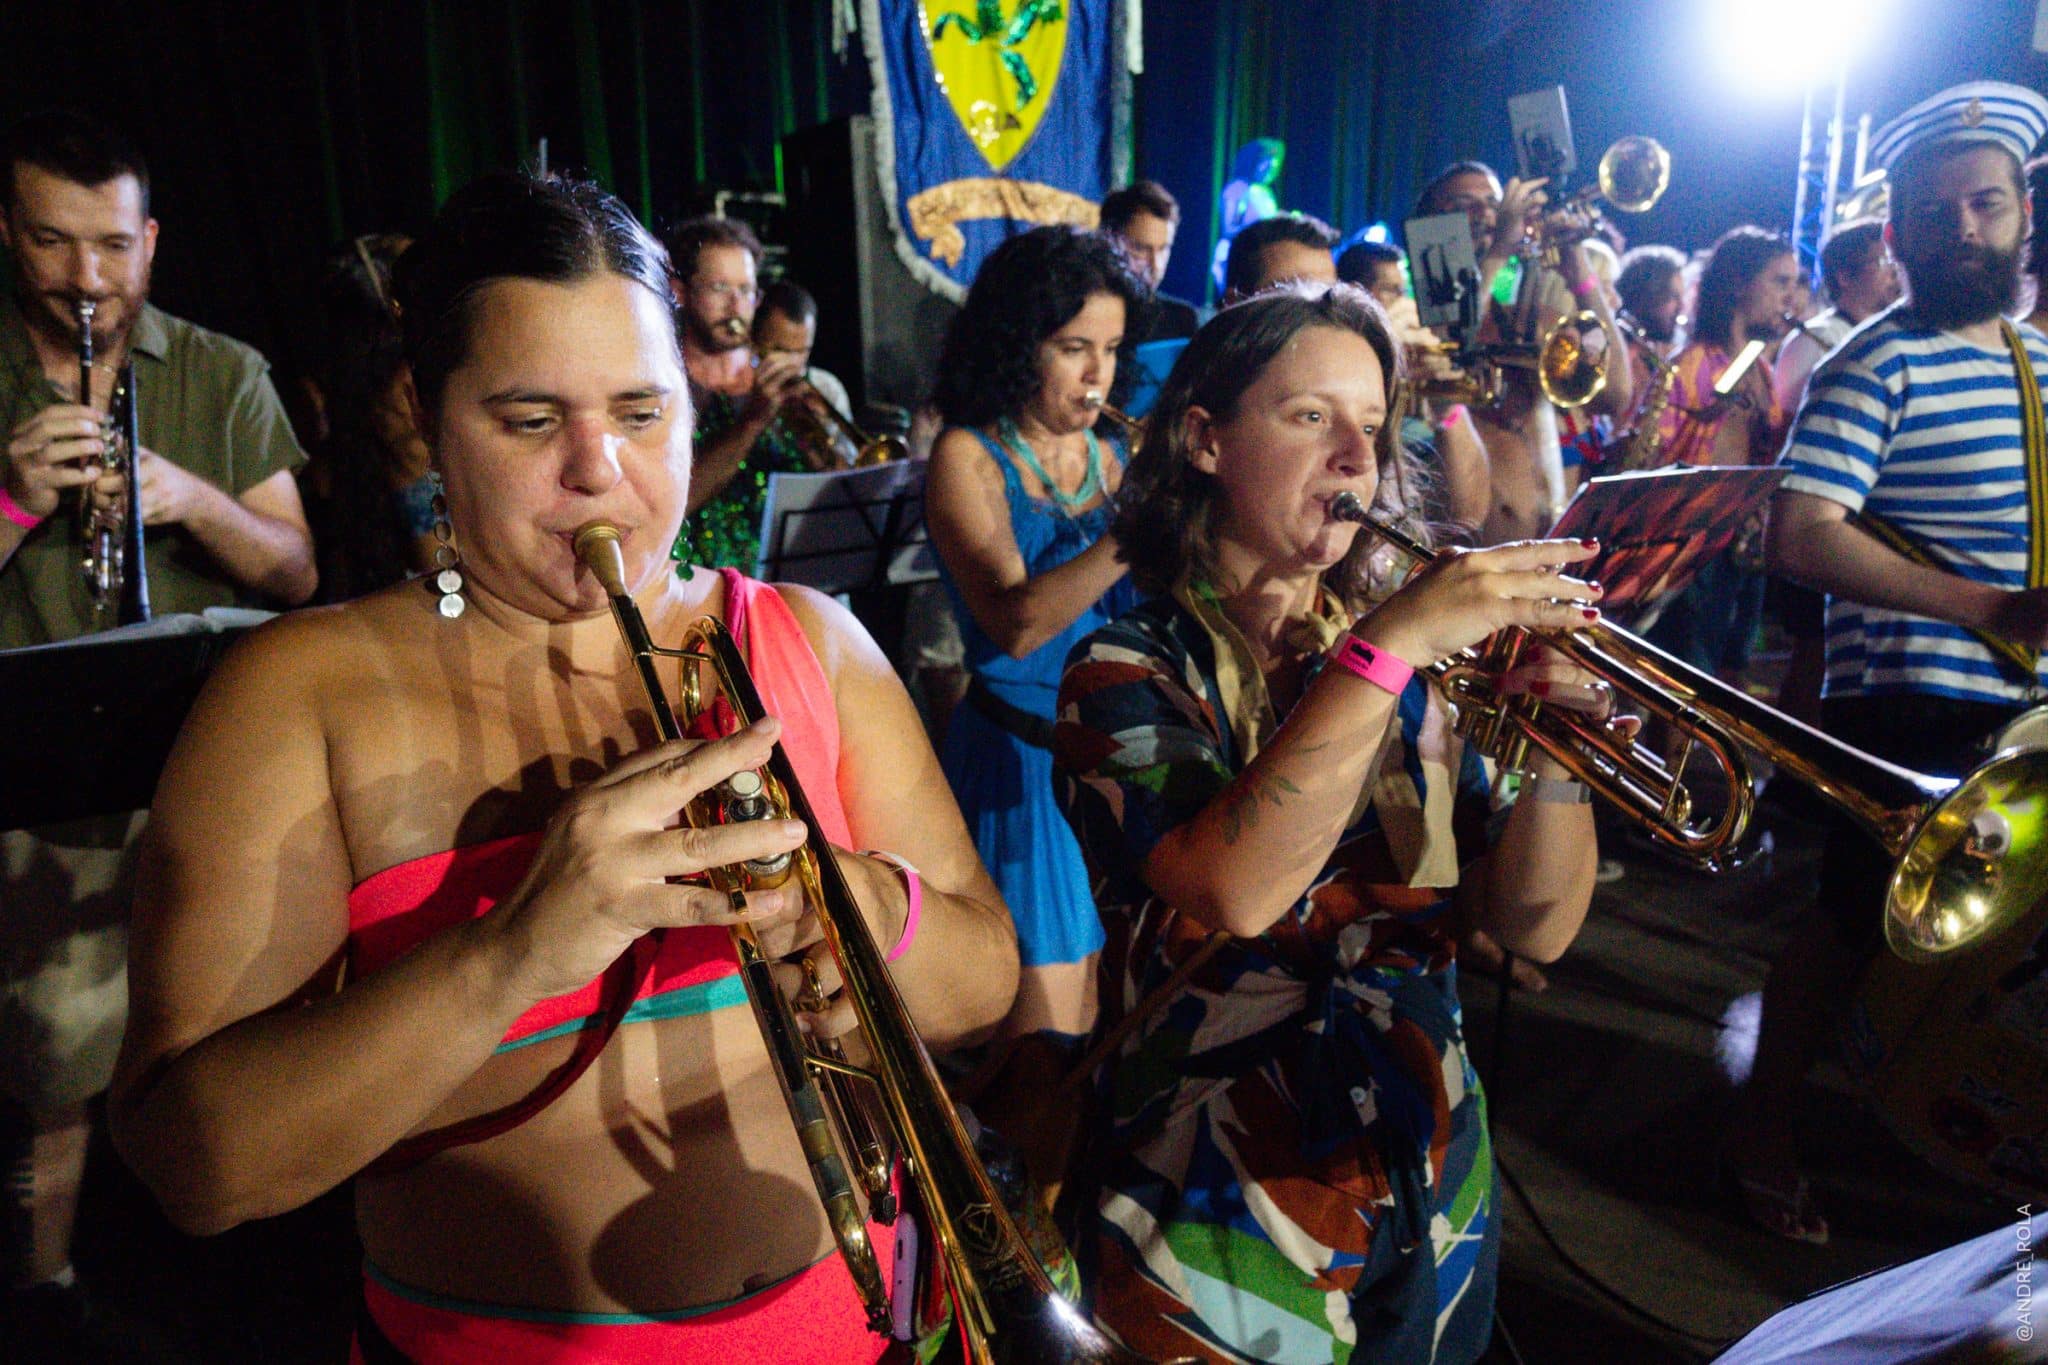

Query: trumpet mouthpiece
left=572, top=523, right=629, bottom=596
left=1329, top=492, right=1367, bottom=522
left=1082, top=391, right=1105, bottom=408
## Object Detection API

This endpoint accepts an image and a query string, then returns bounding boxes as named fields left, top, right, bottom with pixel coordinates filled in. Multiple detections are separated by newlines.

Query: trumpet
left=1082, top=391, right=1146, bottom=446
left=778, top=380, right=908, bottom=469
left=1411, top=310, right=1610, bottom=411
left=572, top=524, right=1168, bottom=1363
left=75, top=297, right=150, bottom=628
left=1546, top=135, right=1672, bottom=246
left=1330, top=492, right=2048, bottom=962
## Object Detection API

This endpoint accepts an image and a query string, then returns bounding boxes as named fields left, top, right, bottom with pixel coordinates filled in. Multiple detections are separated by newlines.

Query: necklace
left=997, top=417, right=1102, bottom=509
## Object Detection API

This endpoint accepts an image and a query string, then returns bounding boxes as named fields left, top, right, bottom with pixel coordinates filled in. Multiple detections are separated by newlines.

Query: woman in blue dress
left=924, top=227, right=1144, bottom=1123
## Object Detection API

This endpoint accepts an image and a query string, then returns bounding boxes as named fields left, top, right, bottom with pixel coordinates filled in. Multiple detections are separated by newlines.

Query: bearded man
left=0, top=108, right=311, bottom=1348
left=663, top=215, right=808, bottom=571
left=1728, top=81, right=2048, bottom=1245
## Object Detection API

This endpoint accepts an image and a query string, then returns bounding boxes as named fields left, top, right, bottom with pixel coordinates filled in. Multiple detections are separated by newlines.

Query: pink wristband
left=1437, top=404, right=1466, bottom=430
left=1329, top=634, right=1416, bottom=696
left=864, top=850, right=924, bottom=962
left=1568, top=274, right=1598, bottom=299
left=0, top=487, right=42, bottom=532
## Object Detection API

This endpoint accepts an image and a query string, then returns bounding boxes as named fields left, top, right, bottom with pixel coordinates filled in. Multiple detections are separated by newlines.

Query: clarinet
left=75, top=299, right=150, bottom=626
left=114, top=362, right=149, bottom=623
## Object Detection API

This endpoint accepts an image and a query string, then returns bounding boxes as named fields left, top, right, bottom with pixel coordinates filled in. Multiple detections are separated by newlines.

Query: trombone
left=1330, top=493, right=2048, bottom=963
left=781, top=380, right=909, bottom=469
left=572, top=524, right=1172, bottom=1364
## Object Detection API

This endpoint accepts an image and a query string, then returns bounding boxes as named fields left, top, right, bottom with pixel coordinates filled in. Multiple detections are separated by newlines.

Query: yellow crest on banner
left=924, top=1, right=1068, bottom=172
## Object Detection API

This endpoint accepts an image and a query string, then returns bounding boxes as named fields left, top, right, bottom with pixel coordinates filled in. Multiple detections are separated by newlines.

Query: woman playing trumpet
left=1056, top=284, right=1620, bottom=1362
left=923, top=227, right=1144, bottom=1115
left=109, top=174, right=1017, bottom=1363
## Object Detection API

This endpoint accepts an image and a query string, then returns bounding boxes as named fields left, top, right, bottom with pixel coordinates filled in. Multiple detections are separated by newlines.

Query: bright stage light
left=1705, top=0, right=1900, bottom=98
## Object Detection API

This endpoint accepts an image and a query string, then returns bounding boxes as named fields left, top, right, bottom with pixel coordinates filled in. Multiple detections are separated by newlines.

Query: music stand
left=1546, top=465, right=1785, bottom=622
left=757, top=461, right=937, bottom=658
left=0, top=609, right=268, bottom=831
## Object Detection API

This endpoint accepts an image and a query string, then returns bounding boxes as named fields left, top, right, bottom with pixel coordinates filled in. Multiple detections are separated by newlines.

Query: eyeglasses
left=693, top=280, right=759, bottom=303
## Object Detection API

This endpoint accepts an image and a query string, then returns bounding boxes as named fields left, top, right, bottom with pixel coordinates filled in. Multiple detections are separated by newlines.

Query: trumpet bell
left=1597, top=136, right=1670, bottom=214
left=1536, top=310, right=1610, bottom=410
left=1886, top=747, right=2048, bottom=961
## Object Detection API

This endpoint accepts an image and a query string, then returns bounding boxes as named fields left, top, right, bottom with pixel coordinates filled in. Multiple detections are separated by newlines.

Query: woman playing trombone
left=1057, top=284, right=1620, bottom=1362
left=108, top=173, right=1016, bottom=1363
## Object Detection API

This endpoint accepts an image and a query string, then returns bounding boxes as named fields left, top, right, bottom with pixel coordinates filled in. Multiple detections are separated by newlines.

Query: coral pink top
left=346, top=571, right=849, bottom=1051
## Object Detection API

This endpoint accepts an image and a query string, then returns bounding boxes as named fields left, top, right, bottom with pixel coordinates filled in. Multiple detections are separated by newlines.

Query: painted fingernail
left=1530, top=680, right=1552, bottom=697
left=1582, top=608, right=1600, bottom=622
left=1580, top=538, right=1599, bottom=550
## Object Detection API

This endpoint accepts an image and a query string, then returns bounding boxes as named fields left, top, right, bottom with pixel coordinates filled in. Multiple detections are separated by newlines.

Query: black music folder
left=0, top=609, right=268, bottom=830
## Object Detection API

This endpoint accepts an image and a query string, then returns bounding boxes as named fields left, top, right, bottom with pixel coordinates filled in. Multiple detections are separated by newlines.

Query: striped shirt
left=1777, top=307, right=2048, bottom=703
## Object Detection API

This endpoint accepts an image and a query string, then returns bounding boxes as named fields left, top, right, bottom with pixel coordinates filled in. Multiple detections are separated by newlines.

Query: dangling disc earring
left=429, top=468, right=465, bottom=618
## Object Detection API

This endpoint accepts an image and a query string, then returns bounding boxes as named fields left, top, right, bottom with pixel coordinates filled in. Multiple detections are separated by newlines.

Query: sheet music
left=756, top=459, right=937, bottom=593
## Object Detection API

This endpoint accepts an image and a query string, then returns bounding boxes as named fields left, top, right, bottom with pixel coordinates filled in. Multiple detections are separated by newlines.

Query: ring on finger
left=796, top=955, right=829, bottom=1013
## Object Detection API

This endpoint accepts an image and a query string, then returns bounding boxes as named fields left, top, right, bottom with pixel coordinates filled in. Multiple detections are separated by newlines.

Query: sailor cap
left=1870, top=80, right=2048, bottom=174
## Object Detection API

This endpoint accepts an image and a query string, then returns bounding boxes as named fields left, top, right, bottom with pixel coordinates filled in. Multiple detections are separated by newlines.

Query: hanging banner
left=863, top=0, right=1128, bottom=299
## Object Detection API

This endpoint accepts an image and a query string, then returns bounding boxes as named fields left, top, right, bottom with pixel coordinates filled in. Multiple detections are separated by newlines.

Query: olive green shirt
left=0, top=297, right=307, bottom=647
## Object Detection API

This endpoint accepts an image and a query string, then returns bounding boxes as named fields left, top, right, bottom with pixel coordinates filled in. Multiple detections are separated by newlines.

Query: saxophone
left=1611, top=336, right=1677, bottom=473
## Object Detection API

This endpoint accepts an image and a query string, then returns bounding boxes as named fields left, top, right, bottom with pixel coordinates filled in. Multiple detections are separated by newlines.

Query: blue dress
left=937, top=430, right=1137, bottom=969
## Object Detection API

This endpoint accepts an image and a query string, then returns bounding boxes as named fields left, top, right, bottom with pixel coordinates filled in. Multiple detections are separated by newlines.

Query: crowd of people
left=4, top=75, right=2048, bottom=1361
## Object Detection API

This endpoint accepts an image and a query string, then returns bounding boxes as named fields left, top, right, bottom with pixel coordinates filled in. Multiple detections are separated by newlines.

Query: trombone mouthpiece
left=572, top=523, right=629, bottom=596
left=1329, top=492, right=1367, bottom=522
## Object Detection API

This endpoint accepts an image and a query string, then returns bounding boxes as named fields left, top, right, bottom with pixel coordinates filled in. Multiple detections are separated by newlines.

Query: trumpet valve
left=718, top=768, right=799, bottom=884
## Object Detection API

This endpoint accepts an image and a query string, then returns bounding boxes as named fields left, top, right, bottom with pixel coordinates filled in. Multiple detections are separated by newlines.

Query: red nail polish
left=1582, top=608, right=1600, bottom=622
left=1588, top=581, right=1603, bottom=594
left=1530, top=680, right=1552, bottom=697
left=1580, top=537, right=1599, bottom=550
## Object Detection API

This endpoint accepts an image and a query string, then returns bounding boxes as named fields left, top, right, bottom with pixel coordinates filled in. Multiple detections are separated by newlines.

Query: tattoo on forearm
left=1221, top=770, right=1304, bottom=845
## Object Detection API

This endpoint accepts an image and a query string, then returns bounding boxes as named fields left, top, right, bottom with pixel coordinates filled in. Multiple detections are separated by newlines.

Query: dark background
left=3, top=0, right=2044, bottom=379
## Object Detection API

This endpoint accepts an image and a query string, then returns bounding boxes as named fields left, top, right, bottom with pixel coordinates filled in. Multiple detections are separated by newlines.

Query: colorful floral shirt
left=1651, top=341, right=1788, bottom=469
left=1055, top=596, right=1501, bottom=1364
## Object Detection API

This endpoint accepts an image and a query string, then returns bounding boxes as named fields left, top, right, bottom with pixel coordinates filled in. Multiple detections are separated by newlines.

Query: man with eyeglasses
left=662, top=215, right=809, bottom=571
